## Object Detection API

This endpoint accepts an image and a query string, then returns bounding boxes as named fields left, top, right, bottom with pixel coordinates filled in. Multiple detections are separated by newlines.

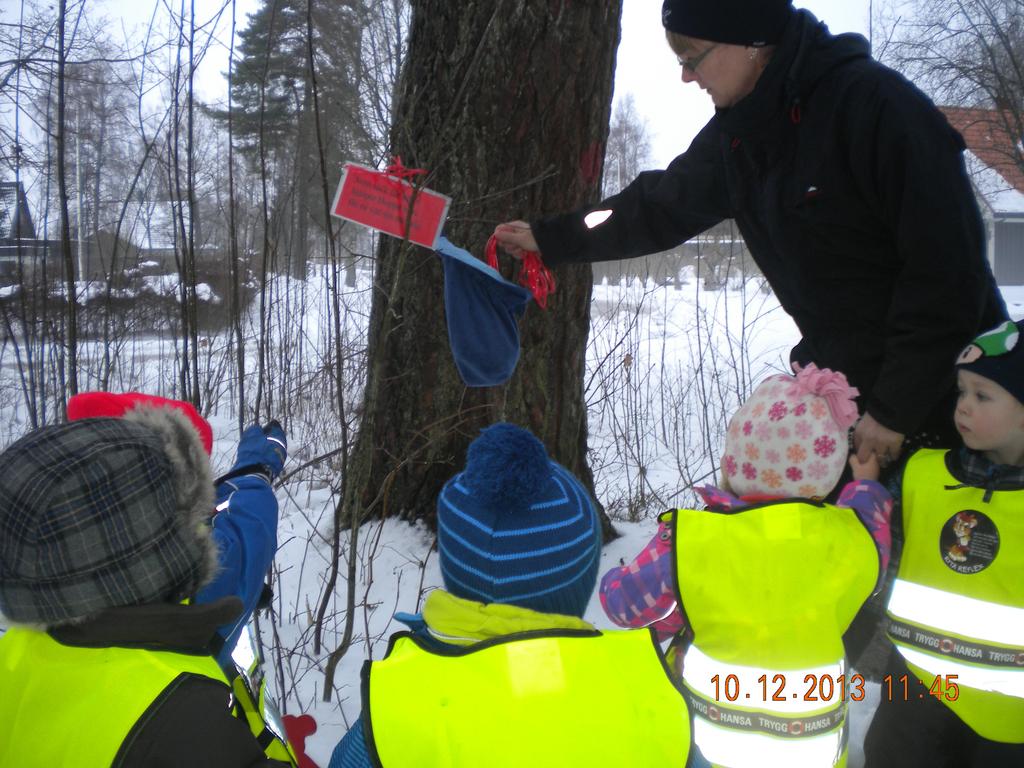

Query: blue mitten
left=234, top=420, right=288, bottom=480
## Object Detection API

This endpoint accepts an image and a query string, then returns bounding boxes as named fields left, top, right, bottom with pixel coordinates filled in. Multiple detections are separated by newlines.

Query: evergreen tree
left=209, top=0, right=376, bottom=271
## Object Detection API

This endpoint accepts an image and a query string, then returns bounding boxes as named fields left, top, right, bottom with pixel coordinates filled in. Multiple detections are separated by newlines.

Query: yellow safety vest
left=365, top=627, right=691, bottom=767
left=228, top=623, right=300, bottom=764
left=887, top=448, right=1024, bottom=743
left=0, top=625, right=297, bottom=766
left=672, top=499, right=878, bottom=768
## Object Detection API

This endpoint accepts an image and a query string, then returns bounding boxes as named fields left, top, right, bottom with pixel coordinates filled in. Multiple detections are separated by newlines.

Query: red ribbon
left=485, top=235, right=556, bottom=310
left=385, top=155, right=427, bottom=181
left=384, top=156, right=428, bottom=240
left=384, top=156, right=555, bottom=307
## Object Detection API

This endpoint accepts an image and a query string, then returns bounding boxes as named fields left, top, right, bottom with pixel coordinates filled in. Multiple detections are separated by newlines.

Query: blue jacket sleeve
left=196, top=470, right=279, bottom=667
left=329, top=717, right=371, bottom=768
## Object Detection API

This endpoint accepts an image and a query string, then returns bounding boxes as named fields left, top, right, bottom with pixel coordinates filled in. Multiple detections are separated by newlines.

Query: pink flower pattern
left=723, top=455, right=738, bottom=476
left=727, top=371, right=855, bottom=497
left=807, top=461, right=828, bottom=480
left=787, top=444, right=807, bottom=463
left=814, top=435, right=836, bottom=458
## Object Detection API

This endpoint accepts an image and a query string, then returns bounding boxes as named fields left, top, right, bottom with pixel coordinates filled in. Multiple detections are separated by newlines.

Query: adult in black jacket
left=495, top=0, right=1007, bottom=468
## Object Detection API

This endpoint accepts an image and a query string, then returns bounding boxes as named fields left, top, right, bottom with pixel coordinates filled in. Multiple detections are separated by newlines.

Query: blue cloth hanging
left=435, top=236, right=532, bottom=387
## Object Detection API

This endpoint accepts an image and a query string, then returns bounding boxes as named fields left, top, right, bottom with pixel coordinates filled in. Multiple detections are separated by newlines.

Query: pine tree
left=209, top=0, right=375, bottom=271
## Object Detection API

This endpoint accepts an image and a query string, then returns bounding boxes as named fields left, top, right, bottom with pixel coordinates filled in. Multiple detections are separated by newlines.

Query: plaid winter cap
left=437, top=423, right=601, bottom=618
left=956, top=319, right=1024, bottom=406
left=0, top=410, right=216, bottom=626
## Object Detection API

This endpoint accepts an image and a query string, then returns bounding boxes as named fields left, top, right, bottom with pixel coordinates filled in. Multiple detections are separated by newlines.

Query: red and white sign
left=330, top=163, right=450, bottom=249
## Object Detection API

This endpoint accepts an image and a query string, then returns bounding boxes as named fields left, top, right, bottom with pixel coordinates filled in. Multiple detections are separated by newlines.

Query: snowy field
left=0, top=266, right=1021, bottom=766
left=263, top=279, right=1024, bottom=766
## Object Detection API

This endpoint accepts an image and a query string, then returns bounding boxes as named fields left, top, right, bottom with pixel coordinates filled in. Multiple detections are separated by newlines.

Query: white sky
left=2, top=0, right=872, bottom=172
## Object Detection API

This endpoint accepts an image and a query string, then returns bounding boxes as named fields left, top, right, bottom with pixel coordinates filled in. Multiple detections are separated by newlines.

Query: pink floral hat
left=721, top=364, right=860, bottom=500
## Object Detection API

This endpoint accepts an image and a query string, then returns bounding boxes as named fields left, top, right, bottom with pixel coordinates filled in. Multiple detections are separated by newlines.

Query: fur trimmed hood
left=122, top=402, right=219, bottom=596
left=0, top=406, right=218, bottom=627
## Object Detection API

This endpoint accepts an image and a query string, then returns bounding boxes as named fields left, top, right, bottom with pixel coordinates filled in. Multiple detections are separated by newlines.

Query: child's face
left=955, top=369, right=1024, bottom=466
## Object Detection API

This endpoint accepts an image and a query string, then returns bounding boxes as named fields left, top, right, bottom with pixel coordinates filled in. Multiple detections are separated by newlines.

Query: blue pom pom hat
left=437, top=423, right=602, bottom=618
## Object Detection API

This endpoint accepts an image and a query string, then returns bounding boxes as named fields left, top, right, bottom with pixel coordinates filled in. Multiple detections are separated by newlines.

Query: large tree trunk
left=343, top=0, right=622, bottom=537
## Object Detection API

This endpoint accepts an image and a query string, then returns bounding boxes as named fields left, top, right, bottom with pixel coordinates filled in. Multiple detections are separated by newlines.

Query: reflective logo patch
left=940, top=509, right=1000, bottom=574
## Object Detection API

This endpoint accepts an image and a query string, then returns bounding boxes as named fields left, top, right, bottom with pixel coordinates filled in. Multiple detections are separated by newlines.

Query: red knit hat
left=67, top=392, right=213, bottom=455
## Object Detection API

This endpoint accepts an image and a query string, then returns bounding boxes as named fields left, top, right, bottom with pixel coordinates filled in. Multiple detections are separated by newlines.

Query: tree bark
left=343, top=0, right=622, bottom=539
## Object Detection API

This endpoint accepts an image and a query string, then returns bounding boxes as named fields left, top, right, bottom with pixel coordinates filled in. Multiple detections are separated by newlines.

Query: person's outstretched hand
left=853, top=413, right=904, bottom=469
left=493, top=220, right=539, bottom=259
left=848, top=452, right=881, bottom=483
left=236, top=420, right=288, bottom=480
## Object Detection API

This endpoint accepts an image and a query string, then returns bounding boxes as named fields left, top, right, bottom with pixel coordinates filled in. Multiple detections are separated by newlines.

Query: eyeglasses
left=677, top=44, right=718, bottom=74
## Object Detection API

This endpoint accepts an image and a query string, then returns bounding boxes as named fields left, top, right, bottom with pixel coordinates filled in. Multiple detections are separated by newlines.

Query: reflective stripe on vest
left=682, top=644, right=848, bottom=768
left=887, top=449, right=1024, bottom=742
left=888, top=580, right=1024, bottom=697
left=889, top=579, right=1024, bottom=647
left=229, top=625, right=298, bottom=765
left=673, top=499, right=878, bottom=767
left=365, top=628, right=691, bottom=767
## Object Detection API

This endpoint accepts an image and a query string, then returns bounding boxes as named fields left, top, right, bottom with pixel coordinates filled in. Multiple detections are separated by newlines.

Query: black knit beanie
left=956, top=319, right=1024, bottom=406
left=662, top=0, right=794, bottom=47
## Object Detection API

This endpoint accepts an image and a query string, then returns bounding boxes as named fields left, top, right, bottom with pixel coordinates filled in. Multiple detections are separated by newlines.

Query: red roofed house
left=941, top=107, right=1024, bottom=285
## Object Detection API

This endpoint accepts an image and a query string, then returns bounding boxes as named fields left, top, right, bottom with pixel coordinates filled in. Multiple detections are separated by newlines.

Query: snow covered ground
left=1, top=270, right=1021, bottom=766
left=284, top=279, right=1024, bottom=766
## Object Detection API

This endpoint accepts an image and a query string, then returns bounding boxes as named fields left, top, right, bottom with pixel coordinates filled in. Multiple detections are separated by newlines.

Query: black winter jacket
left=533, top=10, right=1007, bottom=439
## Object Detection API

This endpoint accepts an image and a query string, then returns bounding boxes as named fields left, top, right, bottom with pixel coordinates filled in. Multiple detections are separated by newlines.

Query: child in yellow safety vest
left=600, top=364, right=894, bottom=768
left=601, top=364, right=893, bottom=638
left=863, top=319, right=1024, bottom=768
left=330, top=423, right=696, bottom=768
left=0, top=399, right=296, bottom=767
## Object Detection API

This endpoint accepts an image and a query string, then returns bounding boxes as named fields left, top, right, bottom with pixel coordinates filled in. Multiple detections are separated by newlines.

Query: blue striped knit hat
left=437, top=423, right=601, bottom=618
